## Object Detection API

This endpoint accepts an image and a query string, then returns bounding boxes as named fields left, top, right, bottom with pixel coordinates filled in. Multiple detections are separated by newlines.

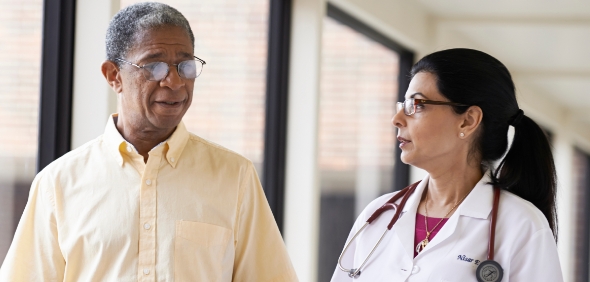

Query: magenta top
left=414, top=213, right=449, bottom=258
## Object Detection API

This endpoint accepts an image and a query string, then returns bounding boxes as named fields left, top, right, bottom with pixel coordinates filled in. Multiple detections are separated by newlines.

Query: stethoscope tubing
left=337, top=182, right=419, bottom=278
left=488, top=186, right=500, bottom=261
left=337, top=182, right=502, bottom=280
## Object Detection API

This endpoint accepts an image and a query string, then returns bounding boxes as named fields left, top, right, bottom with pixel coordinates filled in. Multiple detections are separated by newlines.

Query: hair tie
left=509, top=109, right=524, bottom=126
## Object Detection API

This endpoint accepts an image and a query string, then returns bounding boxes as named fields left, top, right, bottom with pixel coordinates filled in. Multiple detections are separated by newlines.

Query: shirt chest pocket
left=174, top=221, right=233, bottom=282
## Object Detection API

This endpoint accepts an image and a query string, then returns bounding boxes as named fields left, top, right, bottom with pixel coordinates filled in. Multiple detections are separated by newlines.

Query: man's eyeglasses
left=396, top=98, right=470, bottom=116
left=116, top=56, right=206, bottom=81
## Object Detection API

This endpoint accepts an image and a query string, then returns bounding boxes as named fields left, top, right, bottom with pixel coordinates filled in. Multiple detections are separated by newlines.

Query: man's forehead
left=141, top=50, right=193, bottom=60
left=128, top=27, right=194, bottom=60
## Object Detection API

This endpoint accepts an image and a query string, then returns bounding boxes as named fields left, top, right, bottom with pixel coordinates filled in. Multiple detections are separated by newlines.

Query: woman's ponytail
left=492, top=111, right=558, bottom=239
left=411, top=48, right=558, bottom=240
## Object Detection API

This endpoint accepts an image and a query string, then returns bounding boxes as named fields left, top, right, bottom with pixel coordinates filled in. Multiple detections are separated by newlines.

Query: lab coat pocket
left=174, top=220, right=233, bottom=282
left=430, top=253, right=482, bottom=282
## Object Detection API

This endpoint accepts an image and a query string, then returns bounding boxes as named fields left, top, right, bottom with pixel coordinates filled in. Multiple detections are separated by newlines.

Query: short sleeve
left=0, top=171, right=65, bottom=281
left=232, top=162, right=298, bottom=282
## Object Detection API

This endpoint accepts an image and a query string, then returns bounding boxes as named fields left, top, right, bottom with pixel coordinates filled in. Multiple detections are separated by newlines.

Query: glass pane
left=317, top=16, right=400, bottom=281
left=120, top=0, right=269, bottom=177
left=0, top=0, right=43, bottom=264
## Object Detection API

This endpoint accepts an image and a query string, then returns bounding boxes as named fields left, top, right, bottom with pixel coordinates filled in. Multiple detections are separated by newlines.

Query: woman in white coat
left=332, top=48, right=563, bottom=282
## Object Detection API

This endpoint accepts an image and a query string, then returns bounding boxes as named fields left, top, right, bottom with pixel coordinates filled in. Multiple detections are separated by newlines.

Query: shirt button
left=143, top=268, right=150, bottom=275
left=411, top=265, right=420, bottom=274
left=144, top=223, right=151, bottom=230
left=146, top=179, right=151, bottom=185
left=170, top=157, right=175, bottom=162
left=126, top=146, right=132, bottom=153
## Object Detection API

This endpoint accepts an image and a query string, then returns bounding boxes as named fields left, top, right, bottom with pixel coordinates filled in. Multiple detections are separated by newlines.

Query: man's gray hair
left=106, top=2, right=195, bottom=65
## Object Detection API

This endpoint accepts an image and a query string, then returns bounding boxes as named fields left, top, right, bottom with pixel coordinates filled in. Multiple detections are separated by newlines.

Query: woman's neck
left=418, top=161, right=483, bottom=218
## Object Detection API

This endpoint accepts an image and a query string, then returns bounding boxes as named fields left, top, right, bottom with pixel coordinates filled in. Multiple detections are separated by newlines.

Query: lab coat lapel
left=392, top=177, right=429, bottom=260
left=416, top=174, right=494, bottom=256
left=416, top=204, right=460, bottom=257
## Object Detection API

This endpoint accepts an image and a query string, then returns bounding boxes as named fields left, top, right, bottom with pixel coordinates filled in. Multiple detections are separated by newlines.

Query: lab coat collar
left=393, top=174, right=494, bottom=260
left=457, top=173, right=494, bottom=219
left=399, top=174, right=493, bottom=217
left=418, top=174, right=494, bottom=257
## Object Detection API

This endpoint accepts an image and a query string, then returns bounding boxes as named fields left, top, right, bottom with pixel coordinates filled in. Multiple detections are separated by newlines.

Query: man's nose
left=160, top=66, right=185, bottom=90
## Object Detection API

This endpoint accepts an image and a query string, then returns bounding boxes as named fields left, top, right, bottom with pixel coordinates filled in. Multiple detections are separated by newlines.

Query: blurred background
left=0, top=0, right=589, bottom=281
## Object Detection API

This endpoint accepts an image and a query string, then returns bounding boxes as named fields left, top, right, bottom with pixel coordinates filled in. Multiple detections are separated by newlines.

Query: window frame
left=37, top=0, right=76, bottom=172
left=262, top=0, right=292, bottom=233
left=326, top=2, right=413, bottom=192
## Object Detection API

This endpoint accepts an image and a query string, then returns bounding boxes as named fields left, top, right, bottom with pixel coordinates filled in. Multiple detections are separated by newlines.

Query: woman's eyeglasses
left=116, top=56, right=206, bottom=81
left=396, top=98, right=470, bottom=116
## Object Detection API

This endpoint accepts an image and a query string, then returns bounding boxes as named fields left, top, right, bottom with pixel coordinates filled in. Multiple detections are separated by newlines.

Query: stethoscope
left=337, top=181, right=504, bottom=282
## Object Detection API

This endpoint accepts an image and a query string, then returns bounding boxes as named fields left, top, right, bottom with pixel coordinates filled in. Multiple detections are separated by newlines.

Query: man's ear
left=101, top=60, right=123, bottom=94
left=459, top=105, right=483, bottom=138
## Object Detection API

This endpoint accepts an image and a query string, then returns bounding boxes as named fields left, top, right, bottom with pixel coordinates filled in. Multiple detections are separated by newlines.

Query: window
left=0, top=0, right=43, bottom=263
left=316, top=5, right=411, bottom=281
left=573, top=148, right=590, bottom=281
left=120, top=0, right=270, bottom=176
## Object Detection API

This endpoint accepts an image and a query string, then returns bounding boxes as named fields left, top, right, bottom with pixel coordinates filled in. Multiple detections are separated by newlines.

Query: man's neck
left=114, top=115, right=175, bottom=162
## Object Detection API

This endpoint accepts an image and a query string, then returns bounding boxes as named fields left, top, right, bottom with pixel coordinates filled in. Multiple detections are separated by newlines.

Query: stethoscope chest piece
left=476, top=260, right=503, bottom=282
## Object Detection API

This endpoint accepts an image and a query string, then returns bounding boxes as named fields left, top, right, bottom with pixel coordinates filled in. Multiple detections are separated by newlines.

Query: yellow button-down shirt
left=0, top=115, right=298, bottom=282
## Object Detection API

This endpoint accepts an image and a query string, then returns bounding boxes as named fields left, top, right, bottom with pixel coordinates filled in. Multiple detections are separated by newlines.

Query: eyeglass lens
left=396, top=99, right=416, bottom=115
left=142, top=60, right=203, bottom=81
left=404, top=99, right=415, bottom=115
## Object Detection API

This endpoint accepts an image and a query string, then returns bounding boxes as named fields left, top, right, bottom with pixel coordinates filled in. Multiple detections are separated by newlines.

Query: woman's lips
left=397, top=136, right=411, bottom=148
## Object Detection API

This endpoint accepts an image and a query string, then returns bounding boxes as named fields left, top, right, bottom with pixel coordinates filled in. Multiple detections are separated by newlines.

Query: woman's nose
left=391, top=109, right=405, bottom=128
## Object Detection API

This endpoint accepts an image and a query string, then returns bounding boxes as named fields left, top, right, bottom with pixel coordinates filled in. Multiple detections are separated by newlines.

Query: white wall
left=330, top=0, right=431, bottom=57
left=282, top=0, right=325, bottom=281
left=71, top=0, right=120, bottom=149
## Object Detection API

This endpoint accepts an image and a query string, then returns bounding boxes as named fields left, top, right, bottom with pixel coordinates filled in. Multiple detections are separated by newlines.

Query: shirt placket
left=138, top=152, right=162, bottom=282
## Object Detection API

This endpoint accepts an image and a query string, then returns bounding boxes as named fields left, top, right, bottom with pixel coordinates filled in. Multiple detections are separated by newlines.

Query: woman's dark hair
left=411, top=48, right=557, bottom=239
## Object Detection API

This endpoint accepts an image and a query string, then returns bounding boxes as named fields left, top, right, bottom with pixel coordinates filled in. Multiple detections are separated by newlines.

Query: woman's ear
left=459, top=106, right=483, bottom=138
left=101, top=60, right=123, bottom=94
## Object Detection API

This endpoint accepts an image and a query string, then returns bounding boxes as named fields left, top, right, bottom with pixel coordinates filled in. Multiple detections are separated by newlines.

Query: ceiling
left=417, top=1, right=590, bottom=19
left=416, top=0, right=590, bottom=135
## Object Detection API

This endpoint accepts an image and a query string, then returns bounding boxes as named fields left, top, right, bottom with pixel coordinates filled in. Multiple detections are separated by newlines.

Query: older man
left=0, top=3, right=297, bottom=281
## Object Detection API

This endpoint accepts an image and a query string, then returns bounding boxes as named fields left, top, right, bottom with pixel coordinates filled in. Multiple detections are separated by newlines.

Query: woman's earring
left=460, top=132, right=465, bottom=138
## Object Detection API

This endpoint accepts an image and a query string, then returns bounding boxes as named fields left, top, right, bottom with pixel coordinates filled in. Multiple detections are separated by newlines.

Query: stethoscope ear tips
left=347, top=269, right=361, bottom=278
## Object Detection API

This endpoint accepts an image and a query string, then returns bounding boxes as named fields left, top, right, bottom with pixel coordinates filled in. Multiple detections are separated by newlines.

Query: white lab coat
left=331, top=174, right=563, bottom=282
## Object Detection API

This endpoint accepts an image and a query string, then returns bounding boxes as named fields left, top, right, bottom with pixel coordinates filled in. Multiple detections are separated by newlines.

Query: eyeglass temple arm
left=115, top=58, right=141, bottom=68
left=415, top=99, right=469, bottom=107
left=194, top=56, right=206, bottom=65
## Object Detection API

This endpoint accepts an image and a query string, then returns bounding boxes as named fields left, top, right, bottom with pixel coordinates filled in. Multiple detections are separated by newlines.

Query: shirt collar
left=102, top=114, right=190, bottom=168
left=162, top=121, right=189, bottom=168
left=103, top=114, right=127, bottom=166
